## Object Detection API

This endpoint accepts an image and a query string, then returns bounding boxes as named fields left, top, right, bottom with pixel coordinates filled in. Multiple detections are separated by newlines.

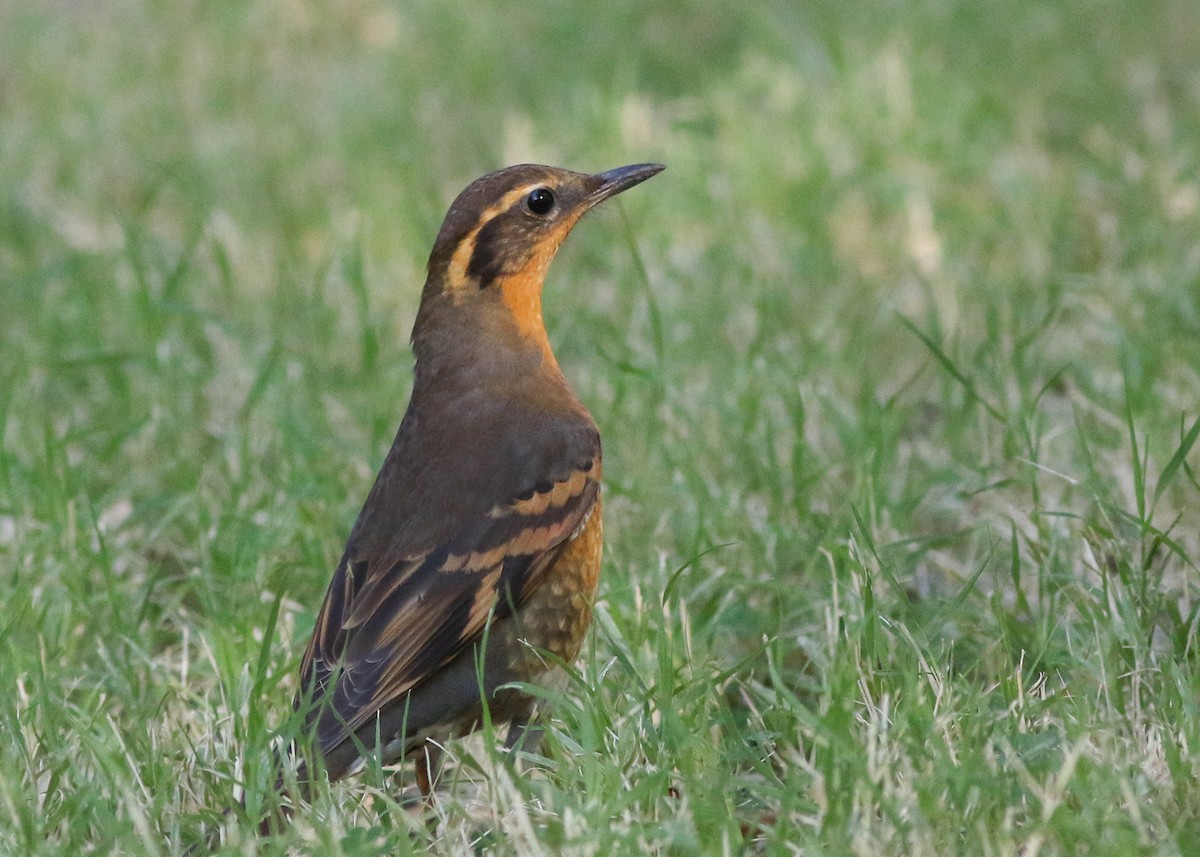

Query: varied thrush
left=284, top=162, right=664, bottom=807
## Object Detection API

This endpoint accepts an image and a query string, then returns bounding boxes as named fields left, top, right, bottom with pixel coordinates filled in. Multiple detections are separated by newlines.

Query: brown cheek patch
left=445, top=185, right=552, bottom=299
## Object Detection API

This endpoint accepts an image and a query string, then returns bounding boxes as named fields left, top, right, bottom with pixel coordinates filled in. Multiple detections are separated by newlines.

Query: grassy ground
left=2, top=0, right=1199, bottom=853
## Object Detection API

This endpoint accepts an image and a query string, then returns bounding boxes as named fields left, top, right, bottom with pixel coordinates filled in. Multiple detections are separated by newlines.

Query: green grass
left=2, top=0, right=1199, bottom=853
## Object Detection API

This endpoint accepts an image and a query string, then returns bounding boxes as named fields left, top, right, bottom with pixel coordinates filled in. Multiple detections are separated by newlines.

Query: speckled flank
left=510, top=497, right=603, bottom=672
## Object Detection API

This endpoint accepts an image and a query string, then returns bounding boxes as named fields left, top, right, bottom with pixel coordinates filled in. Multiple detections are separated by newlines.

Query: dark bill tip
left=587, top=163, right=666, bottom=206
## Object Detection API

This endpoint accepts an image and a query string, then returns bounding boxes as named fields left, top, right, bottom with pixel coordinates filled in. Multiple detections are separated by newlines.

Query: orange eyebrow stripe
left=444, top=183, right=552, bottom=298
left=445, top=229, right=478, bottom=296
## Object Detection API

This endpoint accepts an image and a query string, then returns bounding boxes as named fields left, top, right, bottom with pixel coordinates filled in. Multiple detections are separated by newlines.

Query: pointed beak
left=585, top=163, right=665, bottom=207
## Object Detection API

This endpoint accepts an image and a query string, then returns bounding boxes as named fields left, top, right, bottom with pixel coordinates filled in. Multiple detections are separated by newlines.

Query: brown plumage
left=285, top=162, right=664, bottom=804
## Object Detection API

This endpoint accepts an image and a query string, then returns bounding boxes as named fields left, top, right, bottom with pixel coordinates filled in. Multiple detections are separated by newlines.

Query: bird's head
left=414, top=163, right=664, bottom=370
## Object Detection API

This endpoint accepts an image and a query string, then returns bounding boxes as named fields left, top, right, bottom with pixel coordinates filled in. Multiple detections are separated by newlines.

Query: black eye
left=526, top=187, right=555, bottom=215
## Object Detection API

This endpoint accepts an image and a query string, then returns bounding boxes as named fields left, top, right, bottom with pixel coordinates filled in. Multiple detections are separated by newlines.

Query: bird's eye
left=525, top=187, right=555, bottom=216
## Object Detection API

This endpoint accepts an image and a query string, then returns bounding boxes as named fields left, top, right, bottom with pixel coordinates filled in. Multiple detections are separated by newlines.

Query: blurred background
left=2, top=0, right=1199, bottom=853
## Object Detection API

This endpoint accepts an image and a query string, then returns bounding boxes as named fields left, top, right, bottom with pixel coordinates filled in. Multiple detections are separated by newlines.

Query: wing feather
left=298, top=454, right=600, bottom=756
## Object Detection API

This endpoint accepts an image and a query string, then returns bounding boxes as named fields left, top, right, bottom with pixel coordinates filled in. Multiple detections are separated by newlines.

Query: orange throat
left=497, top=247, right=561, bottom=368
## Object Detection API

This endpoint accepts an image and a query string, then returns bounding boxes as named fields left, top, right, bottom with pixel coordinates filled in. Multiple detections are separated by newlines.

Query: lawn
left=2, top=0, right=1199, bottom=854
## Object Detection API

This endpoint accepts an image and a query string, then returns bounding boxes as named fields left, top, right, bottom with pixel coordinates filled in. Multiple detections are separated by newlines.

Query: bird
left=278, top=162, right=665, bottom=815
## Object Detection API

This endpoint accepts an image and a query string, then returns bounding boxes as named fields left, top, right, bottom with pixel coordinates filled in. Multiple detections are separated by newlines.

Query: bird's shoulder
left=347, top=377, right=600, bottom=561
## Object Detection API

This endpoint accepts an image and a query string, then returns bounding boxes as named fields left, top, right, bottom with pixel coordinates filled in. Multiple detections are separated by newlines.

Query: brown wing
left=298, top=453, right=600, bottom=756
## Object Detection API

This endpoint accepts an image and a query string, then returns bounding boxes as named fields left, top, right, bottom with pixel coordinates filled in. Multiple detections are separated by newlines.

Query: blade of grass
left=1151, top=413, right=1200, bottom=511
left=897, top=314, right=1005, bottom=423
